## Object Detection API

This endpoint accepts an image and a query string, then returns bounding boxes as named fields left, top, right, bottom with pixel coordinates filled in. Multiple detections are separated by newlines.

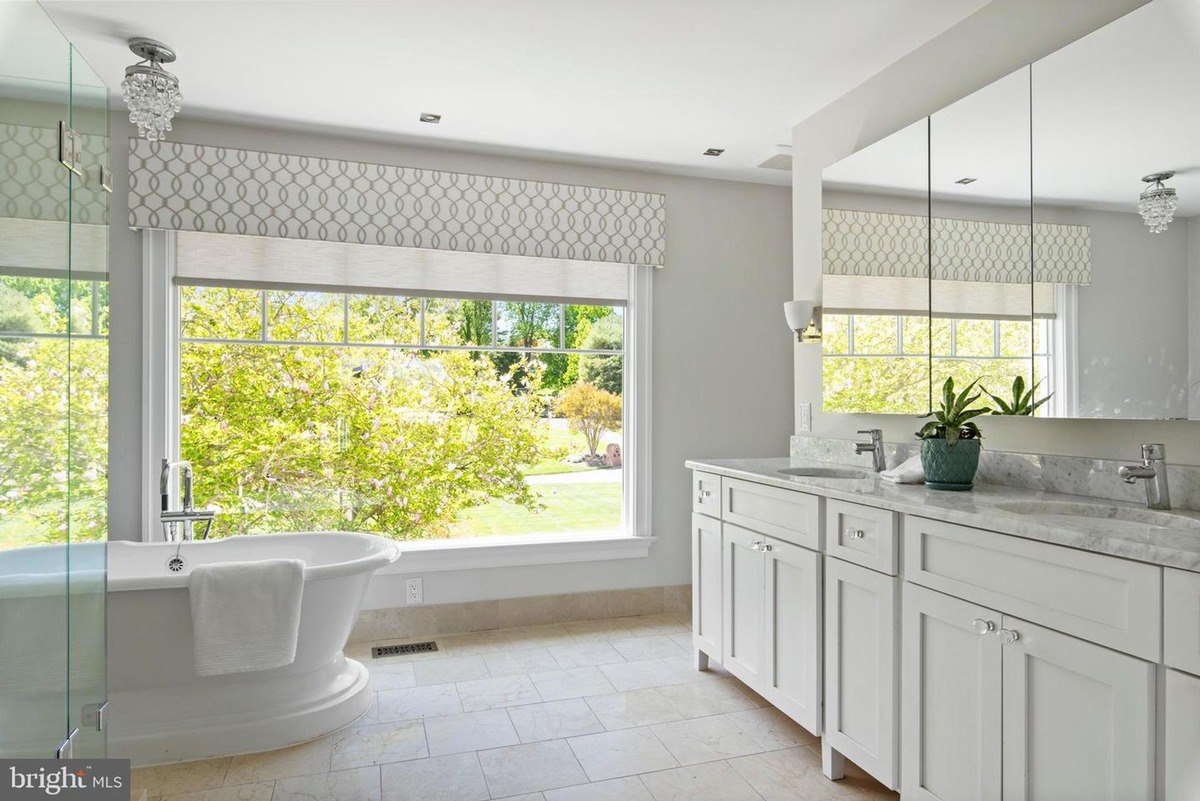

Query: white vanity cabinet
left=689, top=473, right=823, bottom=735
left=690, top=513, right=722, bottom=664
left=903, top=517, right=1159, bottom=801
left=687, top=463, right=1196, bottom=801
left=901, top=583, right=1002, bottom=801
left=722, top=523, right=766, bottom=684
left=1165, top=668, right=1200, bottom=801
left=823, top=554, right=899, bottom=790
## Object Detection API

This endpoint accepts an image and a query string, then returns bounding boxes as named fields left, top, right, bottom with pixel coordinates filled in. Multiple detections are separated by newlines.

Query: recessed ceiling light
left=955, top=177, right=977, bottom=185
left=419, top=113, right=442, bottom=124
left=703, top=148, right=725, bottom=157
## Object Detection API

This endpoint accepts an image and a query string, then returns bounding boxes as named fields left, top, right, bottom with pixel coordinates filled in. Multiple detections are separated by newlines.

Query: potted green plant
left=917, top=377, right=990, bottom=491
left=982, top=375, right=1052, bottom=416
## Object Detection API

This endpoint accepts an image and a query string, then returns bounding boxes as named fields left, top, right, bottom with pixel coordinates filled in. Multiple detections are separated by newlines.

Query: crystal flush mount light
left=1138, top=171, right=1178, bottom=234
left=121, top=38, right=183, bottom=142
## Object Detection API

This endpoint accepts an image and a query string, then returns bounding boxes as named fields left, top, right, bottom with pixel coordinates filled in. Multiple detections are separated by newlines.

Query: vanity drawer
left=1165, top=568, right=1200, bottom=675
left=721, top=478, right=821, bottom=550
left=825, top=499, right=898, bottom=575
left=693, top=471, right=722, bottom=517
left=905, top=516, right=1161, bottom=661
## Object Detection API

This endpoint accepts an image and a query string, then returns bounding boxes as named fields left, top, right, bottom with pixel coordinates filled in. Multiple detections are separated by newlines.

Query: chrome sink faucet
left=854, top=429, right=887, bottom=473
left=1117, top=444, right=1171, bottom=510
left=159, top=458, right=215, bottom=541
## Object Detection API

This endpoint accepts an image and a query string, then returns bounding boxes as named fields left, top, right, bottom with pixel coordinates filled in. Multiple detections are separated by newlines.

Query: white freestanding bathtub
left=106, top=532, right=398, bottom=766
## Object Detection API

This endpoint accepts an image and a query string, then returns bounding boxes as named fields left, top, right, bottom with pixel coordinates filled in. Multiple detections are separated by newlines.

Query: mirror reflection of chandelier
left=1138, top=171, right=1178, bottom=234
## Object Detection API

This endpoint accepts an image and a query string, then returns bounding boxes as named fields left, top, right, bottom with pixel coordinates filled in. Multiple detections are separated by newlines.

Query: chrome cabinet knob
left=846, top=527, right=866, bottom=540
left=750, top=541, right=764, bottom=551
left=998, top=628, right=1020, bottom=644
left=697, top=490, right=712, bottom=500
left=971, top=619, right=995, bottom=635
left=761, top=543, right=773, bottom=552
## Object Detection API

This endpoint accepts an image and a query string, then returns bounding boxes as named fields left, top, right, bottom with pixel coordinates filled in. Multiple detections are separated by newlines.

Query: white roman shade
left=129, top=139, right=666, bottom=270
left=175, top=230, right=630, bottom=304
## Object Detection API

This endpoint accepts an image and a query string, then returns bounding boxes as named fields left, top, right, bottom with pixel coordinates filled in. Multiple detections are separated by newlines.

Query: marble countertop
left=685, top=457, right=1200, bottom=573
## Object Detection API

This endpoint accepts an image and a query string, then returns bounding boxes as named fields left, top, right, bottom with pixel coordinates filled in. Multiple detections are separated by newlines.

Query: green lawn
left=520, top=422, right=599, bottom=477
left=448, top=481, right=622, bottom=538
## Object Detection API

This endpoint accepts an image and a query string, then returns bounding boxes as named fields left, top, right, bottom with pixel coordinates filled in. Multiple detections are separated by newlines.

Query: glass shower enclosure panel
left=68, top=46, right=110, bottom=760
left=0, top=0, right=109, bottom=759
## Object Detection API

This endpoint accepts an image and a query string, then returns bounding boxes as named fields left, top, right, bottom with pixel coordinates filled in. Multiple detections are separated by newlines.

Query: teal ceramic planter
left=920, top=438, right=981, bottom=491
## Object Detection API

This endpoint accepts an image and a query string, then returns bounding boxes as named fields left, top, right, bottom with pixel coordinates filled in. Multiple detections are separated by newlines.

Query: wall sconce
left=784, top=300, right=822, bottom=343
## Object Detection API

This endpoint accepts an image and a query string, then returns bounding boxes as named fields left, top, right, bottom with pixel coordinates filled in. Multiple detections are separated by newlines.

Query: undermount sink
left=777, top=467, right=871, bottom=480
left=993, top=500, right=1200, bottom=531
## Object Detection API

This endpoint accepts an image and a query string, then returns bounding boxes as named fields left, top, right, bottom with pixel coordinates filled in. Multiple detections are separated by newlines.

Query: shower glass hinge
left=83, top=700, right=108, bottom=732
left=58, top=121, right=83, bottom=177
left=99, top=165, right=113, bottom=193
left=56, top=728, right=79, bottom=759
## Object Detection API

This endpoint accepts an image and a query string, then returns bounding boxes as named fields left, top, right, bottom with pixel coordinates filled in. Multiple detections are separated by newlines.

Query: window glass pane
left=178, top=286, right=628, bottom=543
left=94, top=282, right=110, bottom=336
left=931, top=318, right=952, bottom=355
left=954, top=319, right=995, bottom=358
left=933, top=358, right=1031, bottom=402
left=181, top=286, right=262, bottom=340
left=823, top=356, right=930, bottom=414
left=496, top=302, right=560, bottom=349
left=1033, top=318, right=1049, bottom=356
left=850, top=315, right=898, bottom=354
left=901, top=315, right=929, bottom=355
left=998, top=320, right=1032, bottom=358
left=266, top=290, right=342, bottom=342
left=347, top=294, right=420, bottom=344
left=0, top=276, right=72, bottom=335
left=823, top=314, right=849, bottom=355
left=424, top=298, right=493, bottom=347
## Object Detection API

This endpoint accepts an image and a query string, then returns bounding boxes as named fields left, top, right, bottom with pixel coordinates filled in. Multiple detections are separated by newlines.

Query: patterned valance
left=0, top=124, right=108, bottom=225
left=128, top=139, right=666, bottom=267
left=823, top=208, right=1091, bottom=285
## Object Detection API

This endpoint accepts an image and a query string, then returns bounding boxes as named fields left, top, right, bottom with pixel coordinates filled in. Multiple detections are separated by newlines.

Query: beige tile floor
left=132, top=613, right=898, bottom=801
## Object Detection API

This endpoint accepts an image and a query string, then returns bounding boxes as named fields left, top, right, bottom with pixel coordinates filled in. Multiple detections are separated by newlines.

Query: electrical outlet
left=800, top=402, right=812, bottom=432
left=405, top=577, right=423, bottom=605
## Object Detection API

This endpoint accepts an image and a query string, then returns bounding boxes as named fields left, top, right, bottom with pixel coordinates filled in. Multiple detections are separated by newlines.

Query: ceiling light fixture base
left=127, top=38, right=177, bottom=64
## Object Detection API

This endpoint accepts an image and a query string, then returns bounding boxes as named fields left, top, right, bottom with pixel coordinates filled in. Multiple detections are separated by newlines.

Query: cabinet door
left=1165, top=669, right=1200, bottom=801
left=824, top=557, right=899, bottom=790
left=1000, top=616, right=1155, bottom=801
left=722, top=523, right=765, bottom=688
left=762, top=537, right=821, bottom=734
left=691, top=514, right=722, bottom=661
left=901, top=583, right=1002, bottom=801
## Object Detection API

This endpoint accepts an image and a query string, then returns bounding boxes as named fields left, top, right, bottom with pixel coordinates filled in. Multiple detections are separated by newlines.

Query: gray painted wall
left=106, top=116, right=794, bottom=606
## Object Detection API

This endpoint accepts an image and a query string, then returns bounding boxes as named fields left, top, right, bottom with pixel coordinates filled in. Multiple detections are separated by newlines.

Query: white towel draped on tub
left=188, top=558, right=305, bottom=677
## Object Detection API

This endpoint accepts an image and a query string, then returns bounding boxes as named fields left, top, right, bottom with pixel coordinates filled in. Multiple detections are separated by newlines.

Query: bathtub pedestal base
left=107, top=655, right=371, bottom=767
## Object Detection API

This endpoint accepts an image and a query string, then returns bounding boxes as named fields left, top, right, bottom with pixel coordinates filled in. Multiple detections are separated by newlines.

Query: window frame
left=142, top=230, right=653, bottom=569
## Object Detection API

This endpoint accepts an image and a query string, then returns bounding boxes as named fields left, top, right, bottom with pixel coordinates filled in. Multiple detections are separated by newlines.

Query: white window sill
left=377, top=531, right=655, bottom=574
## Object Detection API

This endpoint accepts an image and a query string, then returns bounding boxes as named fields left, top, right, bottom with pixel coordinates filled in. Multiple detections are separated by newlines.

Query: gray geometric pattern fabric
left=128, top=139, right=667, bottom=267
left=0, top=124, right=109, bottom=224
left=823, top=208, right=1091, bottom=285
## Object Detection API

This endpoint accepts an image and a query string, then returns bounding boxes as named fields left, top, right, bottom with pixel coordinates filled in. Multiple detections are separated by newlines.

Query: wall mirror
left=821, top=1, right=1199, bottom=420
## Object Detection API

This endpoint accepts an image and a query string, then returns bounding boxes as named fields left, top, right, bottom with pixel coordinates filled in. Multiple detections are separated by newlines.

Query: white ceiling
left=823, top=0, right=1200, bottom=216
left=38, top=0, right=988, bottom=185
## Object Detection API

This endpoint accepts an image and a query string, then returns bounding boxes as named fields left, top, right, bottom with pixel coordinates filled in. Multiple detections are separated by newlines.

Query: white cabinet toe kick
left=688, top=463, right=1196, bottom=800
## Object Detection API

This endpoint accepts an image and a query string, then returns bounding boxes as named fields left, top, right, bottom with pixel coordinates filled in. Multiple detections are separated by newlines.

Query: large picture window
left=177, top=285, right=628, bottom=542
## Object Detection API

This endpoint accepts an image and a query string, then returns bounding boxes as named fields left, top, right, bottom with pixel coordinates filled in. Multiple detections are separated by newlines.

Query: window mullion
left=260, top=291, right=268, bottom=342
left=342, top=294, right=350, bottom=344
